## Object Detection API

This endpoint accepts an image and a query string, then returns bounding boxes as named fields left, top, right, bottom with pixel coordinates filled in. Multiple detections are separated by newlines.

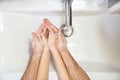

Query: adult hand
left=56, top=29, right=67, bottom=53
left=40, top=25, right=49, bottom=50
left=45, top=19, right=58, bottom=50
left=48, top=30, right=57, bottom=50
left=32, top=19, right=49, bottom=58
left=45, top=19, right=67, bottom=52
left=45, top=19, right=58, bottom=33
left=32, top=32, right=43, bottom=58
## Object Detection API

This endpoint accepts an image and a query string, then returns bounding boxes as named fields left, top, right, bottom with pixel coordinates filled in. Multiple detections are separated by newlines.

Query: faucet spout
left=61, top=0, right=73, bottom=37
left=65, top=0, right=72, bottom=26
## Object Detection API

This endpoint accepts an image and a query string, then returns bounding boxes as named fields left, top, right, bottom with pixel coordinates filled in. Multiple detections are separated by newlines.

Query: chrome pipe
left=61, top=0, right=73, bottom=37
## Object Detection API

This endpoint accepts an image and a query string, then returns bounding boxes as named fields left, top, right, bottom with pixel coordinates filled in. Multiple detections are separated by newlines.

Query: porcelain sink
left=0, top=12, right=120, bottom=80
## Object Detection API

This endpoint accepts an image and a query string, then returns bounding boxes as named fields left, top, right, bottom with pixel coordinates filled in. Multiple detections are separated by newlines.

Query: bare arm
left=37, top=27, right=50, bottom=80
left=50, top=47, right=69, bottom=80
left=45, top=19, right=89, bottom=80
left=60, top=48, right=90, bottom=80
left=48, top=30, right=69, bottom=80
left=21, top=54, right=40, bottom=80
left=57, top=31, right=90, bottom=80
left=21, top=30, right=47, bottom=80
left=21, top=32, right=42, bottom=80
left=22, top=19, right=47, bottom=80
left=37, top=48, right=50, bottom=80
left=22, top=19, right=50, bottom=80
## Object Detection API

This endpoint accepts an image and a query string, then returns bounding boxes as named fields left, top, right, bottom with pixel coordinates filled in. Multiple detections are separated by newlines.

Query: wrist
left=50, top=46, right=58, bottom=53
left=31, top=53, right=41, bottom=60
left=43, top=47, right=49, bottom=53
left=49, top=46, right=56, bottom=51
left=44, top=47, right=49, bottom=51
left=59, top=46, right=68, bottom=53
left=32, top=51, right=42, bottom=59
left=59, top=47, right=68, bottom=56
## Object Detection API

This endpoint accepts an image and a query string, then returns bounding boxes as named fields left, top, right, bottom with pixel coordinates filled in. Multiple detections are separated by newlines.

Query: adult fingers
left=59, top=28, right=67, bottom=44
left=32, top=32, right=40, bottom=41
left=58, top=29, right=67, bottom=44
left=43, top=26, right=47, bottom=34
left=58, top=30, right=63, bottom=42
left=40, top=32, right=47, bottom=42
left=46, top=19, right=58, bottom=32
left=45, top=23, right=53, bottom=32
left=61, top=32, right=67, bottom=44
left=41, top=23, right=49, bottom=39
left=37, top=19, right=47, bottom=34
left=49, top=30, right=56, bottom=40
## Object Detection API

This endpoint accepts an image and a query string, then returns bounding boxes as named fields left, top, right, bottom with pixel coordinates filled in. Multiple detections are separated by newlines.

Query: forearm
left=51, top=47, right=69, bottom=80
left=21, top=54, right=40, bottom=80
left=60, top=48, right=90, bottom=80
left=37, top=48, right=50, bottom=80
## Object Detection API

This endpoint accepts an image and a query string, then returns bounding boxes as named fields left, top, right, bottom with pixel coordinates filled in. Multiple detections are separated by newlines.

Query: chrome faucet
left=61, top=0, right=73, bottom=37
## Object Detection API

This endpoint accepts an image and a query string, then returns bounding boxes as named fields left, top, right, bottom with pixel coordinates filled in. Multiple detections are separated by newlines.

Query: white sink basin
left=0, top=12, right=120, bottom=80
